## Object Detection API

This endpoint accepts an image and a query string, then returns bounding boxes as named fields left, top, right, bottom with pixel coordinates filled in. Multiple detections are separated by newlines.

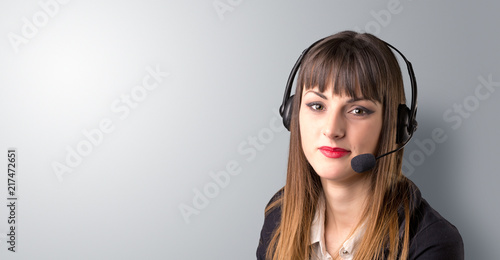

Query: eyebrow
left=304, top=90, right=378, bottom=105
left=346, top=96, right=379, bottom=106
left=305, top=90, right=328, bottom=100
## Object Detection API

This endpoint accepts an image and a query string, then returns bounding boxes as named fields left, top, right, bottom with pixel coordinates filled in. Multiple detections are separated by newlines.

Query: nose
left=323, top=110, right=346, bottom=140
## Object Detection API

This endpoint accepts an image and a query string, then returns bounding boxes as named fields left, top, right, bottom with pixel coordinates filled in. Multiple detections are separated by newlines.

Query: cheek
left=365, top=116, right=383, bottom=152
left=298, top=111, right=308, bottom=146
left=299, top=110, right=316, bottom=153
left=352, top=116, right=383, bottom=153
left=366, top=131, right=381, bottom=153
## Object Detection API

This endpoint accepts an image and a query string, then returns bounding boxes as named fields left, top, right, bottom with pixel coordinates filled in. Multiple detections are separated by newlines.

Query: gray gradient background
left=0, top=0, right=498, bottom=259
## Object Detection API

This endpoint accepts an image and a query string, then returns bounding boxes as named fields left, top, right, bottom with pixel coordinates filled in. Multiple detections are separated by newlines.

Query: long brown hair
left=266, top=31, right=413, bottom=260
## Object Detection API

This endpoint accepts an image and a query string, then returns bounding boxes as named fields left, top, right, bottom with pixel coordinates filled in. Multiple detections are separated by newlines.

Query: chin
left=311, top=163, right=357, bottom=181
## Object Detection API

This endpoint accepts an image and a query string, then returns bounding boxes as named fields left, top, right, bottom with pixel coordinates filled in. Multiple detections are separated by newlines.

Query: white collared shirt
left=310, top=194, right=366, bottom=260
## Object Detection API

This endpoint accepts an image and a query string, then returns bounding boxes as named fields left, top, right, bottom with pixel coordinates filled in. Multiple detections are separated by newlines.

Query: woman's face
left=299, top=86, right=383, bottom=182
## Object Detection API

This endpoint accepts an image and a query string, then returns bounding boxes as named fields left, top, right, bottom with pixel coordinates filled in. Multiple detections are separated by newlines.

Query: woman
left=256, top=31, right=464, bottom=260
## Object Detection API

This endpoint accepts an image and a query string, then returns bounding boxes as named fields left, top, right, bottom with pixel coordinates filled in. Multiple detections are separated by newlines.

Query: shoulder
left=256, top=189, right=283, bottom=260
left=407, top=193, right=464, bottom=259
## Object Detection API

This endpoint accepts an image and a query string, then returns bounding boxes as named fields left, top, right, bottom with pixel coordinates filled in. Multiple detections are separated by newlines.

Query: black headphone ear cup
left=282, top=95, right=295, bottom=131
left=396, top=104, right=411, bottom=144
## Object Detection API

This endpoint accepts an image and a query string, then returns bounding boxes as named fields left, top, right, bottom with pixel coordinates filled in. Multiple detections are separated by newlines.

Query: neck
left=321, top=174, right=371, bottom=237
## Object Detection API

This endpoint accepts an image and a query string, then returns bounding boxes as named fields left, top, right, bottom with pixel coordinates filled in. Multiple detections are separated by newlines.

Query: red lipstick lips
left=319, top=146, right=350, bottom=158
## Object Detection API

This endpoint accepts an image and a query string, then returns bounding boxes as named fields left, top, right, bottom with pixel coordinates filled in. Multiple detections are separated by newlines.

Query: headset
left=278, top=35, right=418, bottom=172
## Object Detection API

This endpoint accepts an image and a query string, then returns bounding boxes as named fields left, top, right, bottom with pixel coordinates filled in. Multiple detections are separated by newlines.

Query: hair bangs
left=298, top=39, right=383, bottom=103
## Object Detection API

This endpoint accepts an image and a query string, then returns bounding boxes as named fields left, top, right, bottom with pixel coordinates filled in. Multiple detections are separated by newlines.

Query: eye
left=349, top=107, right=373, bottom=116
left=306, top=102, right=325, bottom=111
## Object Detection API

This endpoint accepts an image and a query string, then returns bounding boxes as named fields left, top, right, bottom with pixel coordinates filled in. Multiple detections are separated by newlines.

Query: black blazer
left=256, top=183, right=464, bottom=259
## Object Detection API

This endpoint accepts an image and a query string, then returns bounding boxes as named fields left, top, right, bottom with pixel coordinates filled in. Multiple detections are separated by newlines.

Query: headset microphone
left=351, top=154, right=377, bottom=174
left=279, top=33, right=418, bottom=173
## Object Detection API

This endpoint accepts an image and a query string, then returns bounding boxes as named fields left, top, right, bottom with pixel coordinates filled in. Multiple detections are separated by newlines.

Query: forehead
left=302, top=84, right=367, bottom=100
